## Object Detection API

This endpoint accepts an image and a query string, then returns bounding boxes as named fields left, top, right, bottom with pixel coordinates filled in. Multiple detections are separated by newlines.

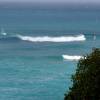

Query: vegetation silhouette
left=64, top=48, right=100, bottom=100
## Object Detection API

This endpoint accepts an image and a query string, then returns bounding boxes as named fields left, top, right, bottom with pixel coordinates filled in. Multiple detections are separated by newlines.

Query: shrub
left=64, top=48, right=100, bottom=100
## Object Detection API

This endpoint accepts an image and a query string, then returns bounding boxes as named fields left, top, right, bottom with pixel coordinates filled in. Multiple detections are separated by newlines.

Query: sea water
left=0, top=3, right=100, bottom=100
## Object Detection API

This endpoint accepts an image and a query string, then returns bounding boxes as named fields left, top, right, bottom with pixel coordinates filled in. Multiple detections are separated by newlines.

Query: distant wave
left=17, top=34, right=86, bottom=42
left=1, top=32, right=7, bottom=36
left=62, top=55, right=83, bottom=61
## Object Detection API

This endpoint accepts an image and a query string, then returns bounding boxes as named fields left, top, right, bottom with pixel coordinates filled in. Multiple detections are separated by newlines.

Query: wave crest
left=17, top=34, right=86, bottom=42
left=62, top=55, right=83, bottom=61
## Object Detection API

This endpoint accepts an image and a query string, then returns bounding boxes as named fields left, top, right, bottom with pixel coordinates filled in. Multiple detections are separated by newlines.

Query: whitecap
left=1, top=32, right=7, bottom=36
left=62, top=55, right=83, bottom=61
left=17, top=34, right=86, bottom=42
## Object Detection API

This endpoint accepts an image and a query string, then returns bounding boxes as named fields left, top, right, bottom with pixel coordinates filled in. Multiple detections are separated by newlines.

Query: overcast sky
left=1, top=0, right=100, bottom=3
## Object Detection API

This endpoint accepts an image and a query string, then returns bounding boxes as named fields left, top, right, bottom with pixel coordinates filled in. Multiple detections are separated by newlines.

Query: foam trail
left=17, top=34, right=86, bottom=42
left=62, top=55, right=83, bottom=61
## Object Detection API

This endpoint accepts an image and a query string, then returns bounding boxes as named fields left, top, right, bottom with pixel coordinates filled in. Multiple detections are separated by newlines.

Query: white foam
left=17, top=34, right=86, bottom=42
left=1, top=32, right=7, bottom=36
left=62, top=55, right=83, bottom=61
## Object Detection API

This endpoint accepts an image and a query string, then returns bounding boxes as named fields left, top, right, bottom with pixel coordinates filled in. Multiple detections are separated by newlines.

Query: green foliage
left=64, top=48, right=100, bottom=100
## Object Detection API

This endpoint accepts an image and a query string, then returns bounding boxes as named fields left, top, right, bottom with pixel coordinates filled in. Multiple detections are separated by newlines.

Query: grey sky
left=1, top=0, right=100, bottom=3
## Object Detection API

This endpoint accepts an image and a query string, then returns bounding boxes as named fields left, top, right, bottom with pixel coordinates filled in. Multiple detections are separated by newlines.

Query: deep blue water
left=0, top=3, right=100, bottom=100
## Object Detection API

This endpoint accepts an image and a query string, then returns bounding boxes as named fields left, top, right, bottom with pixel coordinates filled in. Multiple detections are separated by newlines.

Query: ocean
left=0, top=3, right=100, bottom=100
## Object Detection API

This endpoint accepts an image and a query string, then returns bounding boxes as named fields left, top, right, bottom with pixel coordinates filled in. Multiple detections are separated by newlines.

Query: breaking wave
left=62, top=55, right=83, bottom=61
left=17, top=34, right=86, bottom=42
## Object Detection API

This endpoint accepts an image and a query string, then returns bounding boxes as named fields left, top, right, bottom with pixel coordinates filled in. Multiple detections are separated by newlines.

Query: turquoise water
left=0, top=3, right=100, bottom=100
